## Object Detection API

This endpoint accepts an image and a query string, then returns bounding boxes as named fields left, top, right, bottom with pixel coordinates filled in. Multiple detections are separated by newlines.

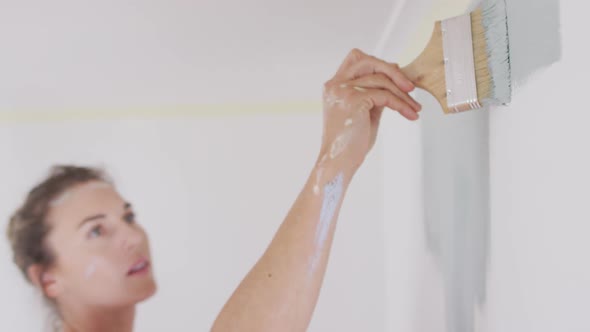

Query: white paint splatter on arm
left=317, top=172, right=344, bottom=246
left=309, top=172, right=345, bottom=275
left=329, top=129, right=354, bottom=160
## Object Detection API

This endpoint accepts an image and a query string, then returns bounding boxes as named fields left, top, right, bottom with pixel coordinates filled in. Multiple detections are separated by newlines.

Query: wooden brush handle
left=400, top=22, right=451, bottom=114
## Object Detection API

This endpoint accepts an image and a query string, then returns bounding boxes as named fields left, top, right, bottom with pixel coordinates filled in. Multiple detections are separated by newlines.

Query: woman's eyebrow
left=78, top=214, right=105, bottom=229
left=77, top=203, right=132, bottom=229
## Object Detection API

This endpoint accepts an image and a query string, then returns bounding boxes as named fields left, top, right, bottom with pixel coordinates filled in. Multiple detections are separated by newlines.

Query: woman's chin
left=121, top=279, right=157, bottom=305
left=136, top=281, right=157, bottom=303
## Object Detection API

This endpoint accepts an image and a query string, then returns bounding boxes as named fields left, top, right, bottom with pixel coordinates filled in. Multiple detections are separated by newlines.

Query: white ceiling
left=0, top=0, right=425, bottom=113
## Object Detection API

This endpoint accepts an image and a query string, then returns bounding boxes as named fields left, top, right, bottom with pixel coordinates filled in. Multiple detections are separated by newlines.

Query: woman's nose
left=119, top=226, right=142, bottom=252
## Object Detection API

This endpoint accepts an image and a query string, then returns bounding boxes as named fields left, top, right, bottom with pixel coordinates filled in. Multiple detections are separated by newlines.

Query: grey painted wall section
left=503, top=0, right=562, bottom=87
left=421, top=92, right=491, bottom=332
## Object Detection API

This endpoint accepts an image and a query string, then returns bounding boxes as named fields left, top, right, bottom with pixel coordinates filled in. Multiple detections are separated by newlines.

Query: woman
left=6, top=49, right=421, bottom=332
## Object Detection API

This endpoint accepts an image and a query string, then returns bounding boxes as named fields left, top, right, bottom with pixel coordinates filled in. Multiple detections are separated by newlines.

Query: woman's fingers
left=346, top=73, right=422, bottom=112
left=390, top=63, right=416, bottom=94
left=334, top=49, right=415, bottom=93
left=334, top=49, right=364, bottom=78
left=350, top=87, right=419, bottom=121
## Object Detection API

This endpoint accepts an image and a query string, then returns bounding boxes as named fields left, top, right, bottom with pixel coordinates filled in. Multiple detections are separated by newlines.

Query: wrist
left=313, top=151, right=357, bottom=188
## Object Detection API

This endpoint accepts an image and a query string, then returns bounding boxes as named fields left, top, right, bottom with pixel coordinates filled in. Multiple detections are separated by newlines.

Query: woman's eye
left=124, top=212, right=136, bottom=224
left=89, top=225, right=102, bottom=239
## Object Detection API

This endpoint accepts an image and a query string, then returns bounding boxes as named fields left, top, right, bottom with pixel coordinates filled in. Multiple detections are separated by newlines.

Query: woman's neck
left=60, top=304, right=136, bottom=332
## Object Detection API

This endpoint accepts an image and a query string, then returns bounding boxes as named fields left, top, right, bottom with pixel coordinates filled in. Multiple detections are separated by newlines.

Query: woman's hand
left=318, top=48, right=422, bottom=173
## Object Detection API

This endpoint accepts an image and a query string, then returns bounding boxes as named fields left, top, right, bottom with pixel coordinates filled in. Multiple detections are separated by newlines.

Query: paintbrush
left=401, top=0, right=512, bottom=114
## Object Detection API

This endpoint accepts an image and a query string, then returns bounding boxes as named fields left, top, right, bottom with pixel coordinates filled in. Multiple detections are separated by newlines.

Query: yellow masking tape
left=0, top=101, right=323, bottom=123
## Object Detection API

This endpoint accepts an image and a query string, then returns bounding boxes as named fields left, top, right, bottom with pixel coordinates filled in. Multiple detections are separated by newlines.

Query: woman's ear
left=26, top=264, right=61, bottom=298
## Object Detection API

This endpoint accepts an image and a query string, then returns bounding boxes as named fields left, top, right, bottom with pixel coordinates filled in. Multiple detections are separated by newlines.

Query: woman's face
left=43, top=180, right=156, bottom=307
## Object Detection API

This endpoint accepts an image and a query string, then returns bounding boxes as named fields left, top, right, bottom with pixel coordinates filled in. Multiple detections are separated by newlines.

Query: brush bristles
left=471, top=0, right=512, bottom=106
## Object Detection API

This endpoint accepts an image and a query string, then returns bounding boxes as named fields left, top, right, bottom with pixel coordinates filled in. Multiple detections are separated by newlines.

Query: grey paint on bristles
left=480, top=0, right=512, bottom=105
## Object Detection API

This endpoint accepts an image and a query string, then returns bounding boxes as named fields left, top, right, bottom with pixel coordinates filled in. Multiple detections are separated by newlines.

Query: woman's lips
left=127, top=258, right=150, bottom=276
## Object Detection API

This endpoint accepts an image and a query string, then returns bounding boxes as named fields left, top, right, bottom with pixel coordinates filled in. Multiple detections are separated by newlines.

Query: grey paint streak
left=420, top=0, right=561, bottom=331
left=421, top=97, right=490, bottom=332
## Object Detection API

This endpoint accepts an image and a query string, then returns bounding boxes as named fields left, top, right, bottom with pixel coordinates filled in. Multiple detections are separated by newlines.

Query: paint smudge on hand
left=324, top=95, right=346, bottom=108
